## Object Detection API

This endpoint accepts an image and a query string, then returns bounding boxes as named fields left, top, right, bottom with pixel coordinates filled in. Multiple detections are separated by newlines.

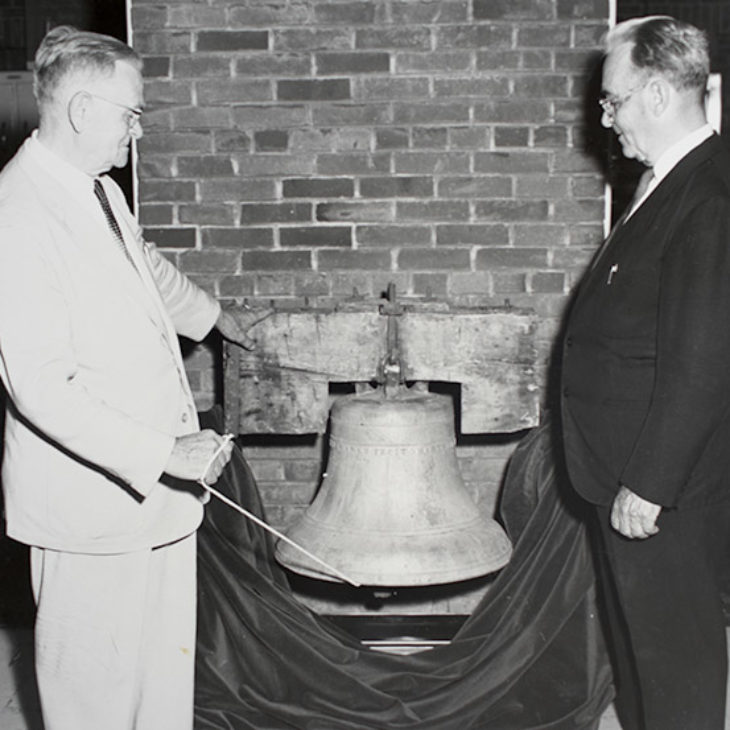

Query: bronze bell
left=274, top=384, right=513, bottom=586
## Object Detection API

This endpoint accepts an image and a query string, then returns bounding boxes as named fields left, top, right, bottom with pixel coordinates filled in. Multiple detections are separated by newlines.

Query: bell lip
left=274, top=542, right=513, bottom=586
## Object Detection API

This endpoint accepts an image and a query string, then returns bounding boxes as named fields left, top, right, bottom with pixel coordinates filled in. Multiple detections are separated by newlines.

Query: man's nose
left=130, top=119, right=143, bottom=140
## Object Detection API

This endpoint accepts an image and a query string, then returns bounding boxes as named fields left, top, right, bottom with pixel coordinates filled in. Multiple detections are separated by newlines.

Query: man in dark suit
left=561, top=16, right=730, bottom=730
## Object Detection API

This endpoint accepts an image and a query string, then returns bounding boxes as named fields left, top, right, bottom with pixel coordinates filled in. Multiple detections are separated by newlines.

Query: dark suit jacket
left=561, top=134, right=730, bottom=508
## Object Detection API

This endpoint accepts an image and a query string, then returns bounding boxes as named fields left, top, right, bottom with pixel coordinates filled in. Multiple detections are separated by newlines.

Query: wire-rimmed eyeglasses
left=86, top=92, right=143, bottom=130
left=598, top=81, right=648, bottom=122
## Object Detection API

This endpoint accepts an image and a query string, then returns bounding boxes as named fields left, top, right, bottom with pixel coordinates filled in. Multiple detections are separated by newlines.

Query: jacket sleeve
left=620, top=193, right=730, bottom=506
left=105, top=178, right=221, bottom=342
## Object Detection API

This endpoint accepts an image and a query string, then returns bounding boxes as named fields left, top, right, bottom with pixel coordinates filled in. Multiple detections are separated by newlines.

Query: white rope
left=198, top=434, right=361, bottom=587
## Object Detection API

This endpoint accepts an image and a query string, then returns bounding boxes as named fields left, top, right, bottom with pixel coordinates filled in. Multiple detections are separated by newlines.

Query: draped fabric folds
left=194, top=410, right=614, bottom=729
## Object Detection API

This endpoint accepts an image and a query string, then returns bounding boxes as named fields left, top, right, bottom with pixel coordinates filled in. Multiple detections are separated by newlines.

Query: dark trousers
left=593, top=501, right=730, bottom=730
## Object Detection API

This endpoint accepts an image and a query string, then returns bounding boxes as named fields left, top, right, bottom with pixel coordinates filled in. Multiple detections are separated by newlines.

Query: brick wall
left=130, top=0, right=609, bottom=610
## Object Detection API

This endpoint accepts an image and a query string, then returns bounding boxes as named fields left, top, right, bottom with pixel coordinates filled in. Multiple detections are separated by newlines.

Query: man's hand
left=610, top=485, right=661, bottom=539
left=216, top=307, right=273, bottom=350
left=165, top=430, right=233, bottom=485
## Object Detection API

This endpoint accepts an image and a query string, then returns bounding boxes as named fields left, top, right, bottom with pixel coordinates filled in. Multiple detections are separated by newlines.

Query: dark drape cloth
left=194, top=410, right=614, bottom=729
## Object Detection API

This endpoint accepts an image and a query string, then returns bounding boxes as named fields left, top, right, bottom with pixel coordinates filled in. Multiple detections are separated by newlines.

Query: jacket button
left=182, top=413, right=189, bottom=423
left=566, top=336, right=573, bottom=347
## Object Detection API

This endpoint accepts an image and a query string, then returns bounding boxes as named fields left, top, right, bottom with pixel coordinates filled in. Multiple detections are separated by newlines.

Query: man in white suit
left=0, top=26, right=264, bottom=730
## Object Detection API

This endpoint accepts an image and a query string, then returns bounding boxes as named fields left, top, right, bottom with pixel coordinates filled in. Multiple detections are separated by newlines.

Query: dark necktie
left=93, top=179, right=137, bottom=269
left=590, top=167, right=654, bottom=273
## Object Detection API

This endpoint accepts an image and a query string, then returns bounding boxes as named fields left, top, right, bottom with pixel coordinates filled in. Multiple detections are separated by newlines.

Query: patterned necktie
left=93, top=179, right=137, bottom=269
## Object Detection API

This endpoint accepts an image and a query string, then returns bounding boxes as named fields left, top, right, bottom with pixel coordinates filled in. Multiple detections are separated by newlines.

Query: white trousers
left=30, top=533, right=197, bottom=730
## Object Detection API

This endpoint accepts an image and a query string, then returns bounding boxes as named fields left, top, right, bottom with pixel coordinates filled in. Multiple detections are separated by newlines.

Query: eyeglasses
left=87, top=92, right=143, bottom=130
left=598, top=81, right=648, bottom=122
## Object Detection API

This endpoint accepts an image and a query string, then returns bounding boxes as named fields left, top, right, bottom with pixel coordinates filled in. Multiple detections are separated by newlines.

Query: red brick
left=218, top=275, right=256, bottom=299
left=253, top=130, right=289, bottom=152
left=476, top=50, right=521, bottom=71
left=212, top=130, right=251, bottom=154
left=283, top=178, right=354, bottom=198
left=474, top=99, right=552, bottom=123
left=513, top=224, right=569, bottom=247
left=433, top=77, right=510, bottom=97
left=355, top=225, right=431, bottom=247
left=199, top=179, right=276, bottom=202
left=240, top=203, right=311, bottom=224
left=141, top=57, right=170, bottom=78
left=476, top=200, right=549, bottom=222
left=436, top=224, right=509, bottom=246
left=317, top=249, right=391, bottom=271
left=316, top=152, right=390, bottom=175
left=394, top=151, right=470, bottom=175
left=397, top=247, right=470, bottom=270
left=177, top=156, right=235, bottom=177
left=202, top=227, right=274, bottom=249
left=138, top=132, right=211, bottom=154
left=374, top=128, right=409, bottom=149
left=413, top=273, right=449, bottom=297
left=134, top=31, right=192, bottom=55
left=234, top=54, right=311, bottom=77
left=280, top=226, right=352, bottom=248
left=530, top=271, right=566, bottom=293
left=493, top=272, right=528, bottom=293
left=228, top=4, right=311, bottom=27
left=395, top=52, right=471, bottom=74
left=438, top=177, right=512, bottom=198
left=513, top=75, right=570, bottom=98
left=274, top=29, right=352, bottom=52
left=358, top=78, right=430, bottom=102
left=316, top=52, right=390, bottom=74
left=167, top=5, right=226, bottom=28
left=172, top=55, right=230, bottom=79
left=474, top=151, right=550, bottom=174
left=179, top=250, right=241, bottom=274
left=391, top=1, right=468, bottom=24
left=314, top=2, right=377, bottom=25
left=553, top=199, right=604, bottom=222
left=397, top=201, right=470, bottom=222
left=474, top=0, right=554, bottom=20
left=494, top=126, right=530, bottom=147
left=179, top=204, right=236, bottom=226
left=475, top=247, right=549, bottom=269
left=411, top=127, right=448, bottom=149
left=557, top=0, right=609, bottom=20
left=232, top=105, right=308, bottom=128
left=316, top=202, right=393, bottom=223
left=144, top=227, right=196, bottom=249
left=360, top=176, right=433, bottom=198
left=197, top=79, right=272, bottom=106
left=312, top=104, right=390, bottom=126
left=139, top=204, right=173, bottom=226
left=277, top=79, right=351, bottom=101
left=241, top=250, right=312, bottom=271
left=516, top=175, right=570, bottom=198
left=196, top=31, right=268, bottom=52
left=355, top=28, right=430, bottom=50
left=139, top=180, right=196, bottom=202
left=169, top=106, right=232, bottom=129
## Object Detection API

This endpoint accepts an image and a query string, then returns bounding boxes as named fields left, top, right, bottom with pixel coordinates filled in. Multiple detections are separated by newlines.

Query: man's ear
left=67, top=91, right=91, bottom=133
left=647, top=77, right=671, bottom=118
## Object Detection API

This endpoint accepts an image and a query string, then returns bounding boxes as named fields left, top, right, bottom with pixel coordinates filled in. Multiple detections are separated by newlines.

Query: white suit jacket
left=0, top=134, right=220, bottom=553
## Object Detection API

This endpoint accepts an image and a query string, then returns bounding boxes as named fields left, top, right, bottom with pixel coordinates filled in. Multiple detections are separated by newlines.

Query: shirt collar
left=27, top=130, right=97, bottom=201
left=652, top=123, right=714, bottom=186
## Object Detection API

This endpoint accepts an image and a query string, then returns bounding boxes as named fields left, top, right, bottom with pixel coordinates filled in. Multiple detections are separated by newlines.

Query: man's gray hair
left=34, top=25, right=141, bottom=110
left=607, top=16, right=710, bottom=94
